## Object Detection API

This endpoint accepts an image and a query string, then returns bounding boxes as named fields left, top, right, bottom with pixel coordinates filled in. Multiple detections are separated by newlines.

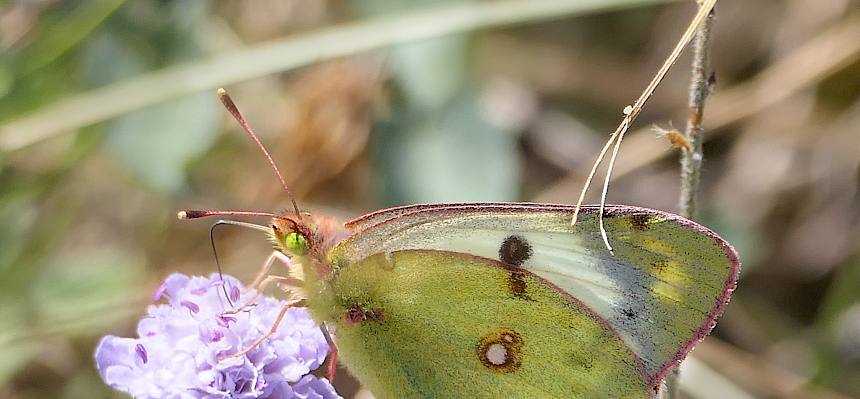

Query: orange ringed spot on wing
left=477, top=329, right=523, bottom=373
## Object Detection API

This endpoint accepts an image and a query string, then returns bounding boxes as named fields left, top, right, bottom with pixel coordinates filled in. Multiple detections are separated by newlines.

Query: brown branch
left=663, top=2, right=716, bottom=398
left=678, top=4, right=715, bottom=220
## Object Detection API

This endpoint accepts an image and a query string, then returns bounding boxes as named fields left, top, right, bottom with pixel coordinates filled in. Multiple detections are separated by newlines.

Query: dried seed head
left=652, top=124, right=691, bottom=151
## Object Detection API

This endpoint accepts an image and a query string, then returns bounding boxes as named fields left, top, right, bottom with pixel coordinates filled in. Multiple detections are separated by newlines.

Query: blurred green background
left=1, top=0, right=859, bottom=398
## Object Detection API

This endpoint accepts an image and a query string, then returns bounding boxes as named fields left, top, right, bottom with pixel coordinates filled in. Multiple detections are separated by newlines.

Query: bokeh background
left=1, top=0, right=858, bottom=398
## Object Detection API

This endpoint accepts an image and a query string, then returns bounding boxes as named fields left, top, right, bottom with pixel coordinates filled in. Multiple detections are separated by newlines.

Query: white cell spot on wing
left=486, top=343, right=508, bottom=365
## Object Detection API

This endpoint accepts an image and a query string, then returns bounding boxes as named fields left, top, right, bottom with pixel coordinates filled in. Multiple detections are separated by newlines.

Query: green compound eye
left=284, top=232, right=308, bottom=254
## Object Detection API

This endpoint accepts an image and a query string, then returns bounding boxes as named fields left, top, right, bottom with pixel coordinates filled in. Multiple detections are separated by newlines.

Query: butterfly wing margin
left=331, top=203, right=740, bottom=387
left=343, top=202, right=573, bottom=231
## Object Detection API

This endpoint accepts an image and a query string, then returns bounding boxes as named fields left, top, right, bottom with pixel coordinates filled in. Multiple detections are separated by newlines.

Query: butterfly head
left=269, top=213, right=348, bottom=260
left=269, top=213, right=349, bottom=289
left=270, top=216, right=313, bottom=257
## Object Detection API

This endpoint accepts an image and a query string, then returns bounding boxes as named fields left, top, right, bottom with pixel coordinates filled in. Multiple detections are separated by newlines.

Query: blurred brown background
left=0, top=0, right=858, bottom=398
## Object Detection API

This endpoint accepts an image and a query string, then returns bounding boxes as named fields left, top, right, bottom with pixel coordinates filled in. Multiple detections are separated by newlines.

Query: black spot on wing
left=630, top=214, right=651, bottom=231
left=570, top=352, right=595, bottom=370
left=499, top=235, right=534, bottom=300
left=651, top=259, right=669, bottom=272
left=621, top=307, right=637, bottom=320
left=499, top=235, right=532, bottom=266
left=507, top=271, right=532, bottom=301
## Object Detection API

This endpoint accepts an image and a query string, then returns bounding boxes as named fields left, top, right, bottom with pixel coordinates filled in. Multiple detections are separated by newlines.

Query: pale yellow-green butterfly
left=179, top=86, right=739, bottom=399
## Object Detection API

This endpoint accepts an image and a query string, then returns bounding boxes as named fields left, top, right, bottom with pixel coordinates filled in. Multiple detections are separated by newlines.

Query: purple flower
left=95, top=273, right=340, bottom=399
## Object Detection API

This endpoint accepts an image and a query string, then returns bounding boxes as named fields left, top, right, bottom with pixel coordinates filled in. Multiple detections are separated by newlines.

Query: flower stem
left=665, top=3, right=715, bottom=399
left=678, top=3, right=715, bottom=220
left=663, top=3, right=714, bottom=399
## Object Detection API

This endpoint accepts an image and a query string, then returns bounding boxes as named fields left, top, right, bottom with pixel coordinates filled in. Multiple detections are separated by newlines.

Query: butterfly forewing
left=330, top=203, right=739, bottom=387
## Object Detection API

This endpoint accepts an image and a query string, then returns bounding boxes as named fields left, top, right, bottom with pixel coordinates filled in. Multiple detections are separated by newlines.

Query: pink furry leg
left=321, top=324, right=338, bottom=382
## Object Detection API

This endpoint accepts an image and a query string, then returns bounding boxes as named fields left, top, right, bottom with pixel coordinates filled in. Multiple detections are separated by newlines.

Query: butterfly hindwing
left=329, top=203, right=739, bottom=389
left=320, top=249, right=650, bottom=398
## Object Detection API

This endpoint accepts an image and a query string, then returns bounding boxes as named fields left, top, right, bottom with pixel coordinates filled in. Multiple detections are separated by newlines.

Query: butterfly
left=179, top=88, right=739, bottom=399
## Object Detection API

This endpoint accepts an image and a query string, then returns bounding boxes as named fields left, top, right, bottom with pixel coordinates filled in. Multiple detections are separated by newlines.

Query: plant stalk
left=665, top=2, right=715, bottom=398
left=678, top=3, right=715, bottom=220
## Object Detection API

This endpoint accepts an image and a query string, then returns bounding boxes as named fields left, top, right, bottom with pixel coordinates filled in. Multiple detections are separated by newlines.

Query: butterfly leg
left=222, top=274, right=303, bottom=315
left=220, top=298, right=300, bottom=361
left=243, top=251, right=291, bottom=294
left=321, top=323, right=338, bottom=382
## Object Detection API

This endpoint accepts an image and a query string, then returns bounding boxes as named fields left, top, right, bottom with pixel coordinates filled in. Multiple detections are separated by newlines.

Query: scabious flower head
left=95, top=273, right=340, bottom=399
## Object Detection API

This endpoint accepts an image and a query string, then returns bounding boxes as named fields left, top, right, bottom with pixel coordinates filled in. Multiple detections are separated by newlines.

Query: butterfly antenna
left=217, top=88, right=303, bottom=221
left=571, top=0, right=717, bottom=254
left=178, top=210, right=280, bottom=220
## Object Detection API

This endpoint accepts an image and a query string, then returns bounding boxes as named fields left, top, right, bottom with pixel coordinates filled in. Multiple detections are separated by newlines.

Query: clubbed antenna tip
left=215, top=88, right=302, bottom=220
left=176, top=209, right=280, bottom=220
left=178, top=210, right=207, bottom=220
